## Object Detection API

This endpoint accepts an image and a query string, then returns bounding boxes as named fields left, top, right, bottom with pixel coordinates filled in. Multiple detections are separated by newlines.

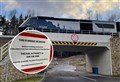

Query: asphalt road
left=41, top=56, right=120, bottom=82
left=42, top=72, right=120, bottom=82
left=43, top=76, right=94, bottom=82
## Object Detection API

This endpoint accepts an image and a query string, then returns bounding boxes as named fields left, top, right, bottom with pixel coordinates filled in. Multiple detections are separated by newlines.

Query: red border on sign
left=21, top=65, right=47, bottom=72
left=19, top=32, right=48, bottom=39
left=71, top=34, right=79, bottom=42
left=50, top=45, right=53, bottom=61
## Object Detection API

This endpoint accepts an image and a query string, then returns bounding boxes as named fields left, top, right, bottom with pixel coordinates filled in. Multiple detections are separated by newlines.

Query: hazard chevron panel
left=52, top=41, right=97, bottom=46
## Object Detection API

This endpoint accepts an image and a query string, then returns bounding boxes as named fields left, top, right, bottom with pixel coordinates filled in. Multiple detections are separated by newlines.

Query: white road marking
left=80, top=76, right=97, bottom=82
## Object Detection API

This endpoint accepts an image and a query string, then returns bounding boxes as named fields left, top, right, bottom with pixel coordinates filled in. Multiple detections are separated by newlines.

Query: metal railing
left=111, top=33, right=120, bottom=38
left=0, top=40, right=11, bottom=61
left=34, top=27, right=120, bottom=38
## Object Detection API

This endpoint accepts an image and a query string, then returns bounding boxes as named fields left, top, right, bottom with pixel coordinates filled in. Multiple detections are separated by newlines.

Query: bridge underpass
left=53, top=45, right=112, bottom=75
left=44, top=32, right=112, bottom=75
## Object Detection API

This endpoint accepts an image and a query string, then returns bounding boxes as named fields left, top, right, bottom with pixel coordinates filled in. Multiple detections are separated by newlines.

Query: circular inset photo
left=9, top=30, right=53, bottom=74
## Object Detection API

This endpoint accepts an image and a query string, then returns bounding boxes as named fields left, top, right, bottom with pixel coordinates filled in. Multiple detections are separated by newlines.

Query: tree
left=24, top=15, right=29, bottom=20
left=94, top=11, right=101, bottom=20
left=27, top=9, right=36, bottom=17
left=0, top=15, right=5, bottom=26
left=18, top=14, right=24, bottom=25
left=31, top=10, right=35, bottom=17
left=9, top=9, right=18, bottom=35
left=0, top=16, right=6, bottom=34
left=9, top=9, right=17, bottom=19
left=87, top=10, right=92, bottom=20
left=108, top=13, right=120, bottom=22
left=27, top=9, right=33, bottom=17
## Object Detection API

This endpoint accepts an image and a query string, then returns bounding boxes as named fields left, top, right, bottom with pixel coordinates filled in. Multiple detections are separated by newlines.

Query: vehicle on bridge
left=19, top=16, right=120, bottom=34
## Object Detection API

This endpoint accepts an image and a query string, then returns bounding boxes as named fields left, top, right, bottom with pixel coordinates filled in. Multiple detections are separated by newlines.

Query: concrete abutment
left=86, top=47, right=112, bottom=75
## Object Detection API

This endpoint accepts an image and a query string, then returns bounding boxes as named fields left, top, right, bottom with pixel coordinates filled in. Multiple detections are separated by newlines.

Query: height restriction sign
left=9, top=30, right=53, bottom=74
left=71, top=34, right=79, bottom=42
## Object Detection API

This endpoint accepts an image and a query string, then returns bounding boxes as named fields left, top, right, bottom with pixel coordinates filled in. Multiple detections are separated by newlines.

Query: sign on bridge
left=9, top=30, right=53, bottom=74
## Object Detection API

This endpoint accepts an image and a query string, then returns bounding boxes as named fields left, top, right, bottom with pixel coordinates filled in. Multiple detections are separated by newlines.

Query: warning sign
left=9, top=30, right=53, bottom=74
left=71, top=34, right=79, bottom=42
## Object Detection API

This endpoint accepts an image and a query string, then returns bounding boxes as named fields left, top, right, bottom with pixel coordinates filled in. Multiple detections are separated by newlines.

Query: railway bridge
left=0, top=31, right=120, bottom=76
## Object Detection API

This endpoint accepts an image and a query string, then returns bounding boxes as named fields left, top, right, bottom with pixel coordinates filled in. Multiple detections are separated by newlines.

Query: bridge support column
left=86, top=48, right=112, bottom=75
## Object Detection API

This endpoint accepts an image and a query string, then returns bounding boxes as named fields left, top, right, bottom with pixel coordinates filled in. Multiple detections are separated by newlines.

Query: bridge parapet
left=44, top=32, right=111, bottom=47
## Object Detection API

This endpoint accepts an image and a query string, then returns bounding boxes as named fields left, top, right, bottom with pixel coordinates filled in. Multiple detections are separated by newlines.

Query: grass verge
left=12, top=76, right=43, bottom=82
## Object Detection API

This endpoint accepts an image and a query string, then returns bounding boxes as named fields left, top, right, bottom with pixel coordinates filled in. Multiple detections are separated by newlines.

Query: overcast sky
left=0, top=0, right=120, bottom=21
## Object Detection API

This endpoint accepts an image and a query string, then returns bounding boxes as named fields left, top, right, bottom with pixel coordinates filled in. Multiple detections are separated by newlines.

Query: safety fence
left=0, top=40, right=11, bottom=61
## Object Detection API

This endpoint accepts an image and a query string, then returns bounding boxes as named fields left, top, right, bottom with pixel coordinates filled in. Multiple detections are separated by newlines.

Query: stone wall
left=0, top=60, right=36, bottom=82
left=110, top=38, right=120, bottom=76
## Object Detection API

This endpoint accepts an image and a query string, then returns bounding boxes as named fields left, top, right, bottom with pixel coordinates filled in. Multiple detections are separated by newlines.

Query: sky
left=0, top=0, right=120, bottom=21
